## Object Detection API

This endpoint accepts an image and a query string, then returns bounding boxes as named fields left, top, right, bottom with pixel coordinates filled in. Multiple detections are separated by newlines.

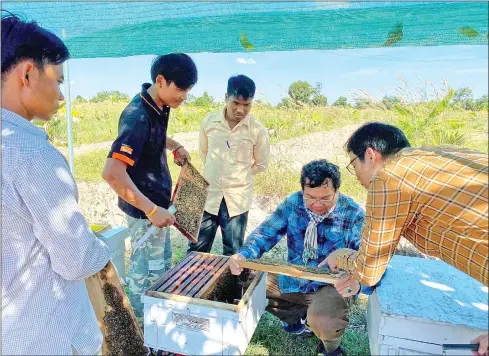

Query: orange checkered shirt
left=336, top=147, right=488, bottom=286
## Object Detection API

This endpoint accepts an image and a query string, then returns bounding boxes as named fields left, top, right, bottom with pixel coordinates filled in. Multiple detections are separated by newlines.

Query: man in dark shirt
left=102, top=54, right=198, bottom=323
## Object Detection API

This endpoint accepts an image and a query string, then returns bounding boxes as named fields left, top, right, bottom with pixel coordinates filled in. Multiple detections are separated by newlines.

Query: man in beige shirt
left=188, top=75, right=270, bottom=255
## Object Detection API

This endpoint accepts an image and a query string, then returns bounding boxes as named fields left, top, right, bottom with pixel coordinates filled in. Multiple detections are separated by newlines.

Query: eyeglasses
left=346, top=155, right=359, bottom=175
left=303, top=193, right=337, bottom=205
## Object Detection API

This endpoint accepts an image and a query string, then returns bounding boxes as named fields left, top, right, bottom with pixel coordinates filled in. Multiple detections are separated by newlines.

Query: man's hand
left=472, top=333, right=489, bottom=356
left=147, top=206, right=176, bottom=228
left=318, top=249, right=340, bottom=272
left=229, top=253, right=246, bottom=276
left=334, top=274, right=360, bottom=297
left=173, top=146, right=191, bottom=166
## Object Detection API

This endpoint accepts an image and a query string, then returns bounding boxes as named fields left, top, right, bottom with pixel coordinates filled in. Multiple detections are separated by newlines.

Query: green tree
left=452, top=87, right=473, bottom=103
left=193, top=91, right=214, bottom=107
left=184, top=93, right=196, bottom=104
left=354, top=97, right=374, bottom=109
left=90, top=90, right=130, bottom=102
left=287, top=81, right=327, bottom=106
left=474, top=94, right=488, bottom=111
left=381, top=95, right=401, bottom=109
left=333, top=96, right=349, bottom=107
left=277, top=97, right=294, bottom=108
left=254, top=99, right=273, bottom=107
left=311, top=94, right=327, bottom=106
left=452, top=87, right=474, bottom=110
left=74, top=95, right=87, bottom=103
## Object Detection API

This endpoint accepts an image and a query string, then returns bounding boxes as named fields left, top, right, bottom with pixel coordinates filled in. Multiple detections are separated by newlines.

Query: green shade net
left=3, top=2, right=488, bottom=58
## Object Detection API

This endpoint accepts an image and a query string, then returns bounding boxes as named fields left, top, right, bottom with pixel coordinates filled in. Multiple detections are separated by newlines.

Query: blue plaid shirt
left=240, top=191, right=376, bottom=295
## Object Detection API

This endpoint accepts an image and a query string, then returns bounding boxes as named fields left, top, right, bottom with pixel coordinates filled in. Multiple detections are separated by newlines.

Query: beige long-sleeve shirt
left=199, top=109, right=270, bottom=217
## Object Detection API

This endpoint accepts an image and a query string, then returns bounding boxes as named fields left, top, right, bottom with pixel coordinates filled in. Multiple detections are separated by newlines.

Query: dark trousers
left=188, top=198, right=248, bottom=256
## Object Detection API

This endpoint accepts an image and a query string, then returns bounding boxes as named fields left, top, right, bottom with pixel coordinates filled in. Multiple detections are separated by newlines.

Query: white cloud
left=454, top=68, right=488, bottom=74
left=395, top=68, right=426, bottom=74
left=236, top=57, right=256, bottom=65
left=343, top=68, right=379, bottom=76
left=344, top=67, right=430, bottom=77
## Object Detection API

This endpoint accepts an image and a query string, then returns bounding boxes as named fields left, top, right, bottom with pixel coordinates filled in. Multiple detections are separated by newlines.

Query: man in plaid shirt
left=230, top=159, right=376, bottom=356
left=322, top=122, right=488, bottom=355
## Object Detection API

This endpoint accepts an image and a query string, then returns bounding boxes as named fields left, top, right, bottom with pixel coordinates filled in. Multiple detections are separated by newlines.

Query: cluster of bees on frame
left=173, top=162, right=210, bottom=239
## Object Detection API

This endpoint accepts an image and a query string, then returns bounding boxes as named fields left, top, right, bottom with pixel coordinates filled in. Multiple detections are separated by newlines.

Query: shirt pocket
left=320, top=224, right=346, bottom=248
left=234, top=139, right=253, bottom=164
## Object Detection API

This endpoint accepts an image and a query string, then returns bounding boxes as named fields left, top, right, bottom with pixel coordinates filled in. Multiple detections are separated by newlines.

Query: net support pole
left=63, top=60, right=75, bottom=175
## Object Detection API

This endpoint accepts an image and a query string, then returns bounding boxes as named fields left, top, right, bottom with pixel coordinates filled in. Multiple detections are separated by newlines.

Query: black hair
left=227, top=74, right=256, bottom=100
left=150, top=53, right=198, bottom=90
left=345, top=122, right=411, bottom=161
left=1, top=12, right=70, bottom=78
left=300, top=159, right=341, bottom=191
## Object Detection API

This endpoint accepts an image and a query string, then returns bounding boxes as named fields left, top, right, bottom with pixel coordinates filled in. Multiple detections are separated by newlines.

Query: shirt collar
left=1, top=108, right=48, bottom=140
left=217, top=107, right=250, bottom=128
left=140, top=83, right=170, bottom=117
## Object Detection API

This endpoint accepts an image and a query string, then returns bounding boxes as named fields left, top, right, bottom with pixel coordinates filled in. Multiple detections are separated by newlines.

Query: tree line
left=75, top=83, right=488, bottom=111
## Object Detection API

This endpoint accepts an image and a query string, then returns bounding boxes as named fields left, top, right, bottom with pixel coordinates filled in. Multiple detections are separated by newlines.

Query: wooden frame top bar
left=237, top=259, right=340, bottom=284
left=148, top=252, right=229, bottom=299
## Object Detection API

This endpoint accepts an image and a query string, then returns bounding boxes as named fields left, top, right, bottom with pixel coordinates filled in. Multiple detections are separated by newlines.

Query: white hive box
left=367, top=255, right=488, bottom=356
left=94, top=225, right=129, bottom=281
left=142, top=253, right=268, bottom=355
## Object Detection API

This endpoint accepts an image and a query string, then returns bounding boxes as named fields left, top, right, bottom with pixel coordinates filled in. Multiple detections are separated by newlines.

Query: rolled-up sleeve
left=199, top=115, right=209, bottom=164
left=15, top=148, right=110, bottom=281
left=336, top=177, right=411, bottom=286
left=251, top=126, right=270, bottom=175
left=344, top=209, right=377, bottom=294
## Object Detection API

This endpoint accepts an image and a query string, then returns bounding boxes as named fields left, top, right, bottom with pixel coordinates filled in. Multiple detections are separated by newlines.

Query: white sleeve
left=15, top=148, right=110, bottom=280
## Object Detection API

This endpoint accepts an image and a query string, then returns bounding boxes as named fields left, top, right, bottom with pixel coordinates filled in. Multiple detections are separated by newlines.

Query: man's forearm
left=105, top=171, right=154, bottom=214
left=238, top=245, right=261, bottom=260
left=166, top=137, right=182, bottom=151
left=335, top=248, right=385, bottom=287
left=336, top=248, right=359, bottom=273
left=239, top=233, right=277, bottom=260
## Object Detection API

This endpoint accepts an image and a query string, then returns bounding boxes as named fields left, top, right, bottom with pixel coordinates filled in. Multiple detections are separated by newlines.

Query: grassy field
left=71, top=99, right=487, bottom=355
left=44, top=99, right=488, bottom=152
left=72, top=101, right=487, bottom=206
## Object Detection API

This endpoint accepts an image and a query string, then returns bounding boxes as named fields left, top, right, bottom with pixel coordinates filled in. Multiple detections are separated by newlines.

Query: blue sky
left=67, top=45, right=488, bottom=105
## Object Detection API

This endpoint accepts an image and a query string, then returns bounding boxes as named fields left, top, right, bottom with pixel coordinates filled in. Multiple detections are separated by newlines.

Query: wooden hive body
left=86, top=261, right=148, bottom=356
left=142, top=253, right=268, bottom=355
left=367, top=255, right=488, bottom=356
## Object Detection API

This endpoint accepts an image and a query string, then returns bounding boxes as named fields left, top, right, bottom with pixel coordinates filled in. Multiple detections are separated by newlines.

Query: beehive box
left=367, top=255, right=488, bottom=355
left=92, top=225, right=128, bottom=281
left=142, top=252, right=268, bottom=355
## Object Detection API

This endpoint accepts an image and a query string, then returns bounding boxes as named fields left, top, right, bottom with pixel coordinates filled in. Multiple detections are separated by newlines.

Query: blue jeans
left=188, top=198, right=248, bottom=256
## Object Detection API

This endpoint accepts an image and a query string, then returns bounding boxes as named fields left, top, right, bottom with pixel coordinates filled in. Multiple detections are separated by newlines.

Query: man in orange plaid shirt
left=320, top=122, right=488, bottom=355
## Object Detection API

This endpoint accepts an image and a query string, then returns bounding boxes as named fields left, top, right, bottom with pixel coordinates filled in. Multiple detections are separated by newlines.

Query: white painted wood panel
left=368, top=255, right=488, bottom=355
left=96, top=226, right=128, bottom=280
left=143, top=272, right=268, bottom=355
